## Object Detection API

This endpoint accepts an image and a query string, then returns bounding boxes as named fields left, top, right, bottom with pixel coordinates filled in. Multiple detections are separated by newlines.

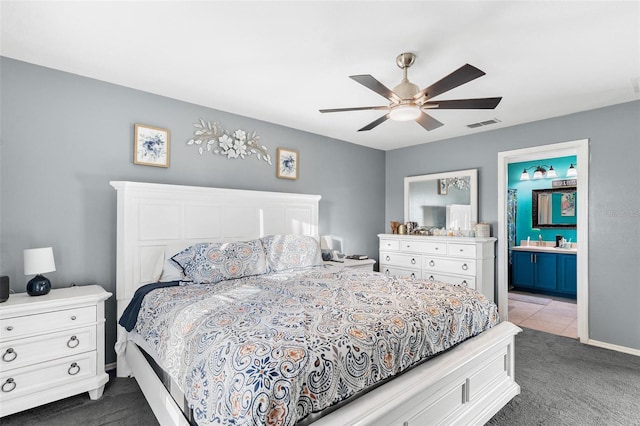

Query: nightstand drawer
left=423, top=257, right=476, bottom=276
left=1, top=326, right=96, bottom=371
left=422, top=272, right=476, bottom=289
left=1, top=306, right=96, bottom=340
left=0, top=352, right=97, bottom=402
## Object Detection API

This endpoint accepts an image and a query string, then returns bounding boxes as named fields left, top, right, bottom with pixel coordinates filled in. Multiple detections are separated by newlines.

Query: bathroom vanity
left=511, top=245, right=577, bottom=298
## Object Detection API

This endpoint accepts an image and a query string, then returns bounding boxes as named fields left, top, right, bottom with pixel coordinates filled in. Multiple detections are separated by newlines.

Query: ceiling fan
left=319, top=52, right=502, bottom=132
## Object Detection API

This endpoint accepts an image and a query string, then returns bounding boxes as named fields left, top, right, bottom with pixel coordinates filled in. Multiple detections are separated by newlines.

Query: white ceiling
left=2, top=1, right=639, bottom=151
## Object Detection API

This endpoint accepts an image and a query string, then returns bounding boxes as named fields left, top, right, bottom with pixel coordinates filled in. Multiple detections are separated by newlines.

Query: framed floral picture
left=438, top=178, right=448, bottom=195
left=276, top=148, right=298, bottom=180
left=134, top=124, right=170, bottom=167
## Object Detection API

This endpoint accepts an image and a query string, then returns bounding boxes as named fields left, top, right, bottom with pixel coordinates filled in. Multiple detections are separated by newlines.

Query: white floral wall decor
left=187, top=119, right=271, bottom=164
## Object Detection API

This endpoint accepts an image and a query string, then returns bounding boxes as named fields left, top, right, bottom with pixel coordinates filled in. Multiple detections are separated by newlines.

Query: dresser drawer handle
left=71, top=315, right=77, bottom=321
left=411, top=258, right=416, bottom=265
left=67, top=336, right=80, bottom=348
left=68, top=362, right=81, bottom=376
left=429, top=260, right=435, bottom=267
left=2, top=378, right=16, bottom=393
left=384, top=269, right=390, bottom=276
left=462, top=280, right=469, bottom=286
left=410, top=273, right=416, bottom=279
left=462, top=263, right=469, bottom=271
left=5, top=326, right=13, bottom=332
left=2, top=348, right=17, bottom=362
left=428, top=275, right=435, bottom=281
left=385, top=255, right=390, bottom=261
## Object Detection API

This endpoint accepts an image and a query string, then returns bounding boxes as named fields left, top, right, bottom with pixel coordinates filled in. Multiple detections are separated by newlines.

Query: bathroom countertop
left=511, top=245, right=577, bottom=254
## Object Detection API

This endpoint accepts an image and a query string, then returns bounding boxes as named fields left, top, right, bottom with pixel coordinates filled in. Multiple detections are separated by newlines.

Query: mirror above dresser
left=404, top=169, right=478, bottom=232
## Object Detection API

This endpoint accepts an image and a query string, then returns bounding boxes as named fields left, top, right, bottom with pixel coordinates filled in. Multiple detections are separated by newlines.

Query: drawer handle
left=67, top=336, right=80, bottom=348
left=429, top=260, right=435, bottom=267
left=385, top=255, right=390, bottom=261
left=410, top=273, right=416, bottom=279
left=462, top=280, right=468, bottom=286
left=2, top=348, right=17, bottom=362
left=71, top=315, right=77, bottom=321
left=435, top=247, right=439, bottom=250
left=462, top=263, right=469, bottom=271
left=5, top=326, right=13, bottom=332
left=68, top=362, right=81, bottom=376
left=459, top=248, right=464, bottom=252
left=2, top=378, right=16, bottom=393
left=428, top=275, right=435, bottom=281
left=411, top=258, right=416, bottom=265
left=384, top=269, right=390, bottom=276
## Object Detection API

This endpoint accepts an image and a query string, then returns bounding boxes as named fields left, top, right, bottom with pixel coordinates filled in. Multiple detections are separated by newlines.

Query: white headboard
left=110, top=181, right=321, bottom=304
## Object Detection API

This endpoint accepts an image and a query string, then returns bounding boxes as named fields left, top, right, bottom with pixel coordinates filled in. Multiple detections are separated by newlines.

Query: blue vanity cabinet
left=511, top=249, right=575, bottom=298
left=512, top=251, right=535, bottom=289
left=557, top=254, right=577, bottom=296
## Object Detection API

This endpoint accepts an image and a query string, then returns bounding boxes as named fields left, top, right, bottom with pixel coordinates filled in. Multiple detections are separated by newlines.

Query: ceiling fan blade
left=415, top=111, right=444, bottom=131
left=414, top=64, right=486, bottom=102
left=358, top=114, right=389, bottom=132
left=350, top=75, right=401, bottom=102
left=423, top=97, right=502, bottom=109
left=319, top=106, right=389, bottom=113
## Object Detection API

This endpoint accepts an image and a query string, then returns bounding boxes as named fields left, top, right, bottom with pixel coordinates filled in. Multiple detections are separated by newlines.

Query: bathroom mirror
left=532, top=187, right=577, bottom=228
left=404, top=169, right=478, bottom=229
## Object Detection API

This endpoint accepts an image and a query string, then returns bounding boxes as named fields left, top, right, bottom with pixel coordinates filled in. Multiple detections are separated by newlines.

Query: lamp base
left=27, top=274, right=51, bottom=296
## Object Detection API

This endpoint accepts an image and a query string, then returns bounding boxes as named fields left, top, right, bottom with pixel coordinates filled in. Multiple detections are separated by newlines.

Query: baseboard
left=588, top=339, right=640, bottom=357
left=105, top=362, right=117, bottom=371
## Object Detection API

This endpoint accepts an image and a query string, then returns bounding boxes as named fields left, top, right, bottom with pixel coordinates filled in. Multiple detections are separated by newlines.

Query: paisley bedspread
left=127, top=266, right=499, bottom=425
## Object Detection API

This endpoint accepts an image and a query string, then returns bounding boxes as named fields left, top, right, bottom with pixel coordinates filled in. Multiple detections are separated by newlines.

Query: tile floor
left=507, top=292, right=578, bottom=338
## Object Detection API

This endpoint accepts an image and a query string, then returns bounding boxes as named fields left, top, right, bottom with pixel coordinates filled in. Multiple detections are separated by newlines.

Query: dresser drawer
left=0, top=306, right=96, bottom=340
left=423, top=257, right=476, bottom=276
left=381, top=265, right=420, bottom=279
left=380, top=252, right=421, bottom=269
left=447, top=243, right=477, bottom=258
left=400, top=240, right=447, bottom=255
left=0, top=352, right=97, bottom=403
left=379, top=239, right=400, bottom=251
left=422, top=272, right=476, bottom=289
left=1, top=326, right=96, bottom=372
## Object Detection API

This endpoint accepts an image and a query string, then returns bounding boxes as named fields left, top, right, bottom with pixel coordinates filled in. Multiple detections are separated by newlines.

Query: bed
left=111, top=181, right=521, bottom=425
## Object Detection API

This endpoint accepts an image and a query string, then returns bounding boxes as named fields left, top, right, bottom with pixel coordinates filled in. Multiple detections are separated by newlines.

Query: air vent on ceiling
left=467, top=118, right=501, bottom=129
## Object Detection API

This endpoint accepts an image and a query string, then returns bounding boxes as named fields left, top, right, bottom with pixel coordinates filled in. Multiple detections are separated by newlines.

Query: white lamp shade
left=24, top=247, right=56, bottom=275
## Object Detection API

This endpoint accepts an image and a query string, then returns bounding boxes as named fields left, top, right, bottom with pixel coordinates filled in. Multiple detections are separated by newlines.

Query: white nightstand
left=0, top=285, right=112, bottom=417
left=325, top=258, right=376, bottom=271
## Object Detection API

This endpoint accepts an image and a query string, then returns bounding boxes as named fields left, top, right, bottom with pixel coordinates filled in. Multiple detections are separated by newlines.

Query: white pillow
left=151, top=242, right=210, bottom=282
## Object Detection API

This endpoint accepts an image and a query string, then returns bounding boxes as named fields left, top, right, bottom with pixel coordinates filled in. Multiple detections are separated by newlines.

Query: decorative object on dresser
left=276, top=147, right=298, bottom=180
left=133, top=123, right=170, bottom=168
left=379, top=234, right=497, bottom=302
left=0, top=285, right=112, bottom=417
left=23, top=247, right=56, bottom=296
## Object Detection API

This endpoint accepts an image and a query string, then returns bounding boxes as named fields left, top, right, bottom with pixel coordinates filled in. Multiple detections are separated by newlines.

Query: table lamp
left=24, top=247, right=56, bottom=296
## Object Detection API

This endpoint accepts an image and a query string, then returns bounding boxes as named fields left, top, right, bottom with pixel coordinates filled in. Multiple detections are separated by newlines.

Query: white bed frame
left=111, top=181, right=521, bottom=426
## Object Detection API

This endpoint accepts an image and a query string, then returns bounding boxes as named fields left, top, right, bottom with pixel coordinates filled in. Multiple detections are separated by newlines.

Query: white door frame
left=497, top=139, right=589, bottom=342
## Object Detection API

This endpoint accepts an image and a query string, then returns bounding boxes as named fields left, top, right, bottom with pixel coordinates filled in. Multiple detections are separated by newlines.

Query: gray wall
left=386, top=100, right=640, bottom=350
left=0, top=58, right=386, bottom=364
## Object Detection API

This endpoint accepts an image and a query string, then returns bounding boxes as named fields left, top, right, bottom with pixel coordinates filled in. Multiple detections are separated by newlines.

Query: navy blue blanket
left=119, top=281, right=180, bottom=331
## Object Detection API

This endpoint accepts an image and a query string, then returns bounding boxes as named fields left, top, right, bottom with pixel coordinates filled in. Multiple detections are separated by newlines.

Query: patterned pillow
left=260, top=234, right=323, bottom=272
left=170, top=239, right=268, bottom=284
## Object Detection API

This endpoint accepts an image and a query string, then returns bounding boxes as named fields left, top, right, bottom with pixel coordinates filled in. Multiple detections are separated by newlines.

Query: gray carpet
left=3, top=328, right=639, bottom=425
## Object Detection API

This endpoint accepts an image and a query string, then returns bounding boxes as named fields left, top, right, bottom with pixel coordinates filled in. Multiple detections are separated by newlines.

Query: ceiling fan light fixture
left=389, top=104, right=421, bottom=121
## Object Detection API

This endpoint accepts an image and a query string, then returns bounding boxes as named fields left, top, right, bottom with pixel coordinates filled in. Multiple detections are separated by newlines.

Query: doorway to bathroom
left=497, top=139, right=589, bottom=342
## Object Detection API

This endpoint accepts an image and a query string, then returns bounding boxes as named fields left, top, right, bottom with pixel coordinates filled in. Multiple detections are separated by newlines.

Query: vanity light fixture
left=520, top=165, right=557, bottom=180
left=566, top=163, right=577, bottom=178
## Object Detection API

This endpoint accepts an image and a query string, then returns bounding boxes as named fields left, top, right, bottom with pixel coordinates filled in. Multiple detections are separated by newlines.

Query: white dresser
left=378, top=234, right=497, bottom=302
left=0, top=285, right=112, bottom=417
